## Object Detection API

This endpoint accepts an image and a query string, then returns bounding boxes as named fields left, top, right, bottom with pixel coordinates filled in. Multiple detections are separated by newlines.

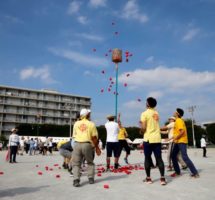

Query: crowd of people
left=7, top=133, right=54, bottom=162
left=7, top=96, right=206, bottom=187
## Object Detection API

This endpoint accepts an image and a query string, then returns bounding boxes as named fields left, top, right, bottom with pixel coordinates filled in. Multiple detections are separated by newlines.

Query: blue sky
left=0, top=0, right=215, bottom=126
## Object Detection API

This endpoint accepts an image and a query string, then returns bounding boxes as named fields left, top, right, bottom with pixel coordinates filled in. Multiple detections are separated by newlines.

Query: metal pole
left=188, top=106, right=196, bottom=148
left=191, top=112, right=196, bottom=148
left=115, top=63, right=118, bottom=122
left=69, top=107, right=72, bottom=138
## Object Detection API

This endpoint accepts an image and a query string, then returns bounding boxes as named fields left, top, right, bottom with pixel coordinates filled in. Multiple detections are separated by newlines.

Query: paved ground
left=0, top=148, right=215, bottom=200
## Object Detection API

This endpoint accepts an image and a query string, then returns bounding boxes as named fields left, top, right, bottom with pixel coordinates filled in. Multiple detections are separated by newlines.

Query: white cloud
left=67, top=1, right=81, bottom=15
left=78, top=33, right=104, bottom=42
left=121, top=0, right=148, bottom=23
left=182, top=28, right=200, bottom=41
left=48, top=48, right=109, bottom=68
left=77, top=16, right=88, bottom=24
left=119, top=66, right=215, bottom=91
left=145, top=56, right=154, bottom=63
left=84, top=70, right=95, bottom=76
left=148, top=91, right=163, bottom=98
left=20, top=65, right=56, bottom=84
left=123, top=100, right=145, bottom=110
left=89, top=0, right=106, bottom=8
left=5, top=15, right=24, bottom=24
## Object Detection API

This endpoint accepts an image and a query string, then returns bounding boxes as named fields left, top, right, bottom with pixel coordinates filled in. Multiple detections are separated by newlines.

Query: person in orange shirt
left=171, top=108, right=199, bottom=178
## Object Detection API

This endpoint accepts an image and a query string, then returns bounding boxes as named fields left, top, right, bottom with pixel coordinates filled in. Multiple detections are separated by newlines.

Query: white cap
left=80, top=108, right=91, bottom=117
left=169, top=116, right=176, bottom=121
left=11, top=128, right=17, bottom=132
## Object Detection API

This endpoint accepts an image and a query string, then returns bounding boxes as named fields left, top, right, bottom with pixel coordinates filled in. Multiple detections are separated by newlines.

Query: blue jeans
left=172, top=143, right=198, bottom=175
left=143, top=142, right=165, bottom=177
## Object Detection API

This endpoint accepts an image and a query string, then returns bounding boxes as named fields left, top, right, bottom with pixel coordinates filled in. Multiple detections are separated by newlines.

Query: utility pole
left=188, top=106, right=196, bottom=148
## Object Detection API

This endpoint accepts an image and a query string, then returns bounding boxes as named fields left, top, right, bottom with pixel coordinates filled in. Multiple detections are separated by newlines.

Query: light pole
left=188, top=106, right=196, bottom=148
left=112, top=49, right=122, bottom=122
left=65, top=103, right=72, bottom=138
left=36, top=113, right=41, bottom=137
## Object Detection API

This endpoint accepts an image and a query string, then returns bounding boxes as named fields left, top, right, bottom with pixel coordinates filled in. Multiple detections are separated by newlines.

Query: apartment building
left=0, top=85, right=91, bottom=137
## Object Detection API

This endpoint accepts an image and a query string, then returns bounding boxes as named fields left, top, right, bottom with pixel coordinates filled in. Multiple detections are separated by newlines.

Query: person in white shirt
left=19, top=136, right=25, bottom=155
left=105, top=115, right=120, bottom=170
left=200, top=135, right=207, bottom=157
left=8, top=128, right=20, bottom=163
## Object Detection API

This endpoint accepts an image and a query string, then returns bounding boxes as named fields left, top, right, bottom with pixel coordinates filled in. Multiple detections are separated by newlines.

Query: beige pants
left=168, top=142, right=186, bottom=167
left=72, top=142, right=95, bottom=180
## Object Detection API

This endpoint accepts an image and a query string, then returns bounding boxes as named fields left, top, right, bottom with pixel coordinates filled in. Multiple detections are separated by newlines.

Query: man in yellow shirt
left=118, top=121, right=130, bottom=164
left=140, top=97, right=166, bottom=185
left=171, top=108, right=199, bottom=178
left=72, top=108, right=101, bottom=187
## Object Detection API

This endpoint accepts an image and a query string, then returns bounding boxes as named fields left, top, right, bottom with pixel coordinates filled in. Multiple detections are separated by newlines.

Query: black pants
left=202, top=147, right=207, bottom=157
left=10, top=146, right=18, bottom=162
left=119, top=140, right=130, bottom=156
left=144, top=142, right=164, bottom=177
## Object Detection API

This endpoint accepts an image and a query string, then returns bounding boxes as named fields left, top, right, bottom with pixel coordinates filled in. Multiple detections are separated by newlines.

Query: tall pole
left=115, top=63, right=118, bottom=122
left=188, top=106, right=196, bottom=148
left=69, top=107, right=72, bottom=138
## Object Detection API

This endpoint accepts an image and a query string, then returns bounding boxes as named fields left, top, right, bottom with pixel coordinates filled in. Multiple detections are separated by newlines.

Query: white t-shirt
left=20, top=139, right=24, bottom=147
left=201, top=138, right=206, bottom=147
left=105, top=121, right=119, bottom=142
left=166, top=122, right=175, bottom=141
left=9, top=134, right=20, bottom=146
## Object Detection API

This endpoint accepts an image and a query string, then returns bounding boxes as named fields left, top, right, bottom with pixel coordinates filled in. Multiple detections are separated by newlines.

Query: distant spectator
left=19, top=136, right=25, bottom=155
left=200, top=135, right=207, bottom=158
left=8, top=128, right=20, bottom=163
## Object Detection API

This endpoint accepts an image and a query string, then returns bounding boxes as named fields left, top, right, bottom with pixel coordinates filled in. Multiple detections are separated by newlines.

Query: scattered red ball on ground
left=38, top=171, right=43, bottom=175
left=56, top=174, right=60, bottom=178
left=0, top=171, right=4, bottom=175
left=97, top=173, right=102, bottom=177
left=36, top=165, right=39, bottom=167
left=104, top=184, right=109, bottom=189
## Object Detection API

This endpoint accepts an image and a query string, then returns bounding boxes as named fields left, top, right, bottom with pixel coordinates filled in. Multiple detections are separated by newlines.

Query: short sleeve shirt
left=105, top=121, right=119, bottom=142
left=73, top=118, right=98, bottom=143
left=140, top=108, right=161, bottom=143
left=166, top=122, right=175, bottom=140
left=173, top=118, right=188, bottom=144
left=118, top=127, right=127, bottom=140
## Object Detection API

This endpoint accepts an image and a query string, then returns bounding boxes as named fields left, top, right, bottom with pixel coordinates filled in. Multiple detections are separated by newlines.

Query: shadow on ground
left=0, top=185, right=49, bottom=198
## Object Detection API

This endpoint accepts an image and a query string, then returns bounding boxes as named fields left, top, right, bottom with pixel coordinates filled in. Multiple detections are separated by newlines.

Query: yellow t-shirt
left=73, top=118, right=98, bottom=143
left=118, top=127, right=127, bottom=140
left=140, top=108, right=161, bottom=143
left=173, top=118, right=188, bottom=144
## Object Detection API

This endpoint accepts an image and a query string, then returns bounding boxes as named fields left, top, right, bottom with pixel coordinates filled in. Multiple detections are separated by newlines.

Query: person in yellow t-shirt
left=140, top=97, right=166, bottom=186
left=72, top=108, right=101, bottom=187
left=118, top=121, right=130, bottom=164
left=170, top=108, right=199, bottom=178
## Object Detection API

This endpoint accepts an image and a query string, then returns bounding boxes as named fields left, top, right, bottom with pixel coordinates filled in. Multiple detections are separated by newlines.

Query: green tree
left=205, top=123, right=215, bottom=144
left=185, top=119, right=206, bottom=147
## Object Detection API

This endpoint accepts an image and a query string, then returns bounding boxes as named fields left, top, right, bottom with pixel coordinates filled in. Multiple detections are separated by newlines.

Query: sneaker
left=114, top=163, right=119, bottom=169
left=170, top=172, right=181, bottom=177
left=106, top=168, right=110, bottom=172
left=88, top=178, right=95, bottom=184
left=191, top=173, right=200, bottom=178
left=124, top=158, right=129, bottom=164
left=160, top=177, right=167, bottom=186
left=181, top=166, right=188, bottom=170
left=143, top=177, right=153, bottom=184
left=73, top=179, right=80, bottom=187
left=69, top=171, right=73, bottom=177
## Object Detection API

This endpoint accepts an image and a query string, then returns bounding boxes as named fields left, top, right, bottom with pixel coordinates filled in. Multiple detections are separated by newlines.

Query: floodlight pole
left=188, top=106, right=196, bottom=148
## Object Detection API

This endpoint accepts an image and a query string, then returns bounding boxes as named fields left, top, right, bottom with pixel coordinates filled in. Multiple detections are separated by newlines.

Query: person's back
left=141, top=108, right=161, bottom=143
left=105, top=121, right=119, bottom=142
